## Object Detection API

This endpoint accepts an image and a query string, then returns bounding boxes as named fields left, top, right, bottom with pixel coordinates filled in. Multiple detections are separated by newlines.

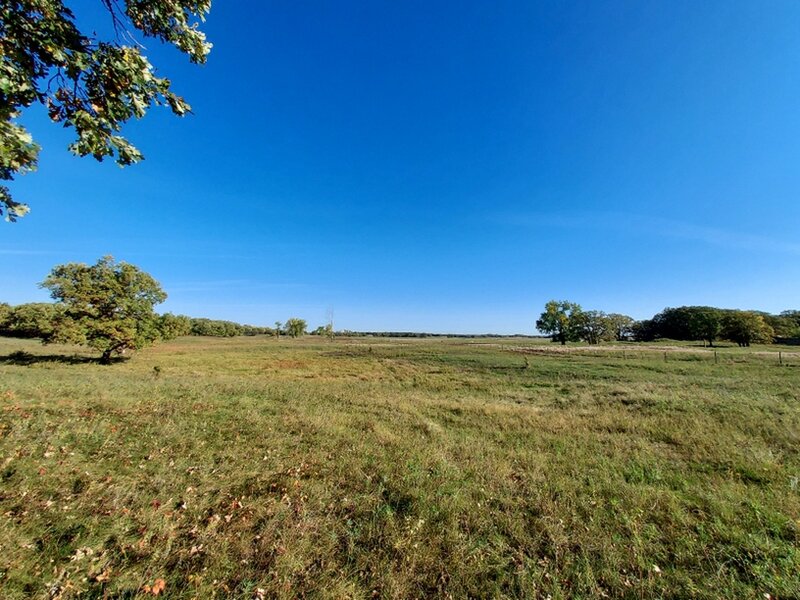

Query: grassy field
left=0, top=336, right=798, bottom=599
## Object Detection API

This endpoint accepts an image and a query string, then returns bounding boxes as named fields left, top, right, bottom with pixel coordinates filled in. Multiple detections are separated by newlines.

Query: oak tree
left=41, top=255, right=167, bottom=363
left=536, top=300, right=583, bottom=345
left=721, top=311, right=774, bottom=347
left=1, top=0, right=211, bottom=220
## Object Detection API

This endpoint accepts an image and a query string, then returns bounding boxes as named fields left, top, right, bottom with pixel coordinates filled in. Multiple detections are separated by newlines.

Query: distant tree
left=780, top=310, right=800, bottom=326
left=606, top=313, right=635, bottom=341
left=688, top=307, right=723, bottom=347
left=312, top=323, right=335, bottom=339
left=764, top=310, right=800, bottom=338
left=274, top=321, right=283, bottom=339
left=722, top=311, right=774, bottom=347
left=1, top=0, right=212, bottom=221
left=41, top=256, right=167, bottom=363
left=631, top=319, right=657, bottom=342
left=0, top=302, right=63, bottom=338
left=575, top=310, right=614, bottom=345
left=0, top=303, right=10, bottom=331
left=648, top=306, right=722, bottom=346
left=650, top=307, right=693, bottom=341
left=240, top=324, right=272, bottom=336
left=284, top=318, right=307, bottom=338
left=158, top=313, right=192, bottom=340
left=536, top=300, right=583, bottom=345
left=189, top=318, right=242, bottom=337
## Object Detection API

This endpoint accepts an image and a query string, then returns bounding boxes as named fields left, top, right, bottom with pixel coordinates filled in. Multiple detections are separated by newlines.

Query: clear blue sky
left=2, top=1, right=800, bottom=333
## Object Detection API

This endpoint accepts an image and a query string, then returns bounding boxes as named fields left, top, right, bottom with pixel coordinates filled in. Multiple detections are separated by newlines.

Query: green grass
left=0, top=336, right=798, bottom=599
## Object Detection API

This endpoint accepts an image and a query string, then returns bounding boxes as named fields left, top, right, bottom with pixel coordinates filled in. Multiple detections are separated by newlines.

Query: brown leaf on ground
left=143, top=578, right=166, bottom=596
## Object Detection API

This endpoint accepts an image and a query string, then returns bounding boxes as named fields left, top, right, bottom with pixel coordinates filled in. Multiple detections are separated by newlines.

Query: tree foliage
left=312, top=323, right=335, bottom=340
left=536, top=303, right=634, bottom=345
left=536, top=300, right=583, bottom=345
left=188, top=317, right=271, bottom=337
left=41, top=255, right=167, bottom=362
left=721, top=311, right=774, bottom=347
left=632, top=306, right=786, bottom=346
left=606, top=313, right=635, bottom=341
left=0, top=302, right=9, bottom=329
left=158, top=312, right=192, bottom=340
left=284, top=317, right=307, bottom=338
left=574, top=310, right=616, bottom=345
left=645, top=306, right=723, bottom=346
left=0, top=301, right=62, bottom=338
left=764, top=311, right=800, bottom=339
left=0, top=0, right=212, bottom=220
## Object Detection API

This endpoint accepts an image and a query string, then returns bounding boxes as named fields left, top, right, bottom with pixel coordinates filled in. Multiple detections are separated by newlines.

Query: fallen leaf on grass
left=93, top=569, right=111, bottom=583
left=143, top=578, right=166, bottom=596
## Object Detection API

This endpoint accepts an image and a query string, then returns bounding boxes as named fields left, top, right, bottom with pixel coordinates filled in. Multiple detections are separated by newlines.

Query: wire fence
left=505, top=344, right=800, bottom=367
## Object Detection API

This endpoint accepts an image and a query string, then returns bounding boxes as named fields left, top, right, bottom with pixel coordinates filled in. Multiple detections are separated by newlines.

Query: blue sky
left=2, top=1, right=800, bottom=333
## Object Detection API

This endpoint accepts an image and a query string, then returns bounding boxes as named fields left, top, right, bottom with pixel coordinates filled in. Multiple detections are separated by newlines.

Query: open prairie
left=1, top=336, right=798, bottom=599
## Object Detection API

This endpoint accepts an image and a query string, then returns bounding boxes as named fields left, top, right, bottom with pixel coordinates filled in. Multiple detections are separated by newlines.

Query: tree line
left=537, top=300, right=800, bottom=347
left=5, top=257, right=798, bottom=364
left=0, top=257, right=317, bottom=363
left=0, top=304, right=288, bottom=340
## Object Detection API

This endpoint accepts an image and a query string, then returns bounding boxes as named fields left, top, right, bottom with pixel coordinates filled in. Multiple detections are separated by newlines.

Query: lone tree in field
left=284, top=318, right=307, bottom=338
left=41, top=256, right=167, bottom=363
left=0, top=0, right=212, bottom=221
left=536, top=300, right=583, bottom=345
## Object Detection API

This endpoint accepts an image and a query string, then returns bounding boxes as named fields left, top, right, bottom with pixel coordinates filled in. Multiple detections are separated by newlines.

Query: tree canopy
left=0, top=0, right=212, bottom=221
left=41, top=255, right=167, bottom=362
left=536, top=300, right=583, bottom=345
left=721, top=311, right=774, bottom=347
left=284, top=317, right=307, bottom=338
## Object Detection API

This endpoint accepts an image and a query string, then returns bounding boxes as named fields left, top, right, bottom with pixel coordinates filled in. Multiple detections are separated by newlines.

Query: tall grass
left=0, top=336, right=798, bottom=598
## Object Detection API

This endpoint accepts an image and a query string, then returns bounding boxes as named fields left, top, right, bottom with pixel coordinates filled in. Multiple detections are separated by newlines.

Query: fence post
left=779, top=351, right=783, bottom=366
left=664, top=351, right=667, bottom=363
left=714, top=350, right=718, bottom=364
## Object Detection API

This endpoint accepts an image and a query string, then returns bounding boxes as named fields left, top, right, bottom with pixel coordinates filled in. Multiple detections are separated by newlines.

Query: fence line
left=502, top=344, right=799, bottom=366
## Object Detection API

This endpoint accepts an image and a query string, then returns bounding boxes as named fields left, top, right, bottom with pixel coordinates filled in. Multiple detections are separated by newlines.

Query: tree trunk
left=100, top=349, right=113, bottom=365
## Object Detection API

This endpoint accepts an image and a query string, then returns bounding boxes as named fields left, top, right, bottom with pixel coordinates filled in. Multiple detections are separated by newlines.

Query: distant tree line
left=633, top=306, right=799, bottom=347
left=0, top=257, right=322, bottom=363
left=537, top=300, right=800, bottom=347
left=0, top=304, right=292, bottom=341
left=329, top=331, right=537, bottom=338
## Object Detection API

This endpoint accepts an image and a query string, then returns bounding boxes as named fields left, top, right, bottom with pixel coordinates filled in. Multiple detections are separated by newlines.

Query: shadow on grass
left=0, top=350, right=125, bottom=366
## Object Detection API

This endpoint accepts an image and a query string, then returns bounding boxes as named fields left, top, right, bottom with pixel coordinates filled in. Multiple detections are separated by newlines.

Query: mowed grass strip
left=0, top=336, right=798, bottom=599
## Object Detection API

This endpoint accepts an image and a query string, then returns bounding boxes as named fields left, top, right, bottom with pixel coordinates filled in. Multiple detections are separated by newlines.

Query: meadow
left=0, top=335, right=798, bottom=599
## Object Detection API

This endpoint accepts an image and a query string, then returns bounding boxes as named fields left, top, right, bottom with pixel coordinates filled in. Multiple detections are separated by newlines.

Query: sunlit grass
left=0, top=336, right=798, bottom=599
